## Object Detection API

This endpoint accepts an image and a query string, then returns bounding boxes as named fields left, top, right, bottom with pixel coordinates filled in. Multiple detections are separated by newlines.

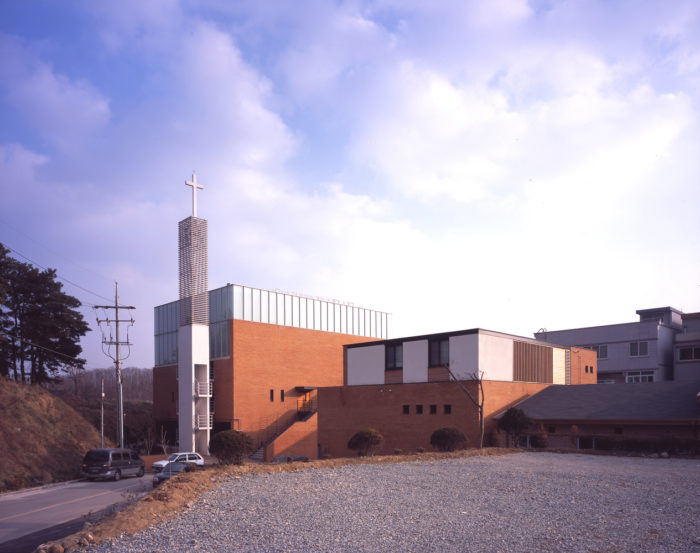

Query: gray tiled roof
left=514, top=380, right=700, bottom=421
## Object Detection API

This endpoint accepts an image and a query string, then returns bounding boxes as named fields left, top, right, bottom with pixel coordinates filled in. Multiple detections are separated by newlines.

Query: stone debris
left=81, top=453, right=700, bottom=553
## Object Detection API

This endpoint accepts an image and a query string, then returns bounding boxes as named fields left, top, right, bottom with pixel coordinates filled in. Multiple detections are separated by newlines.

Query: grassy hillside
left=0, top=378, right=103, bottom=491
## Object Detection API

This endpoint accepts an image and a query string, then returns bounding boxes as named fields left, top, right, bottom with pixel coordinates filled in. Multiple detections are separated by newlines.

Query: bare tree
left=442, top=364, right=485, bottom=449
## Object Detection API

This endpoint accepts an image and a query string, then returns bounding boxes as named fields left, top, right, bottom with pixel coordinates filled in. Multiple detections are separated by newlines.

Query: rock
left=48, top=544, right=64, bottom=553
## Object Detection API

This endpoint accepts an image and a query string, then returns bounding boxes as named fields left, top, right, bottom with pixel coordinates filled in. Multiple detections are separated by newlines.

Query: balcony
left=196, top=414, right=213, bottom=429
left=195, top=380, right=212, bottom=397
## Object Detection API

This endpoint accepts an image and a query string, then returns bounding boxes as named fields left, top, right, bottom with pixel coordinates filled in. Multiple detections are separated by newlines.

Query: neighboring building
left=675, top=312, right=700, bottom=381
left=508, top=380, right=700, bottom=453
left=154, top=283, right=389, bottom=459
left=318, top=328, right=596, bottom=457
left=534, top=306, right=696, bottom=384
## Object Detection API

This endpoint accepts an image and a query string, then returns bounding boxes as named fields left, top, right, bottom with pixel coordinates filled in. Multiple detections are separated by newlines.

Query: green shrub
left=497, top=408, right=533, bottom=447
left=209, top=430, right=254, bottom=465
left=347, top=428, right=384, bottom=457
left=430, top=427, right=468, bottom=452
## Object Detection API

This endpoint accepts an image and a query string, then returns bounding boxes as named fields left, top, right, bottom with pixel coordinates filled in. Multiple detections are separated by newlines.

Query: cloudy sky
left=1, top=0, right=699, bottom=370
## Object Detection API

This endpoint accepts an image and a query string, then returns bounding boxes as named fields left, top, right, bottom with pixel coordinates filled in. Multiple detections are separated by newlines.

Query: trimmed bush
left=347, top=428, right=384, bottom=457
left=430, top=427, right=468, bottom=452
left=209, top=430, right=254, bottom=465
left=497, top=407, right=533, bottom=447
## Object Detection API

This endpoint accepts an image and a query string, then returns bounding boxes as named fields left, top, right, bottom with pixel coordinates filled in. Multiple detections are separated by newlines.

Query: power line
left=0, top=217, right=114, bottom=284
left=2, top=243, right=113, bottom=304
left=0, top=331, right=85, bottom=365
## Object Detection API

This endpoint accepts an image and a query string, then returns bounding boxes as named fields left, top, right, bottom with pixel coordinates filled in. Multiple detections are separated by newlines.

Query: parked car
left=82, top=448, right=145, bottom=481
left=152, top=462, right=191, bottom=487
left=152, top=452, right=205, bottom=473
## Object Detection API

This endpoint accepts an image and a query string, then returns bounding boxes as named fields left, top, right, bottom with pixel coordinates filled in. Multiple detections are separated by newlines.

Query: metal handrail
left=195, top=380, right=212, bottom=397
left=196, top=414, right=213, bottom=429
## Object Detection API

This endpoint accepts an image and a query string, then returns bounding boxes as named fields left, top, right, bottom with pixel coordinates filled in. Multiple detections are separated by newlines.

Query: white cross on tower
left=185, top=172, right=204, bottom=217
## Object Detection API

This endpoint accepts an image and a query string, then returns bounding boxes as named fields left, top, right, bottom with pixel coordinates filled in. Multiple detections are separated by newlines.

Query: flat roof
left=344, top=327, right=574, bottom=351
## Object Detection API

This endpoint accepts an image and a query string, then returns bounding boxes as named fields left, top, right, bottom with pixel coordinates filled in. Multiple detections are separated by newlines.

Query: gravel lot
left=85, top=452, right=700, bottom=553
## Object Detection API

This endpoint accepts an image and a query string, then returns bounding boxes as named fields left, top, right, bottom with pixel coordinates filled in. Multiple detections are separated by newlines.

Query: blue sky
left=1, top=0, right=699, bottom=370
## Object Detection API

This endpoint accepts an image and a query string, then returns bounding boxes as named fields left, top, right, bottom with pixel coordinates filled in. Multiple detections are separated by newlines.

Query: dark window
left=416, top=404, right=423, bottom=415
left=171, top=392, right=175, bottom=402
left=547, top=426, right=555, bottom=433
left=591, top=366, right=594, bottom=373
left=444, top=404, right=452, bottom=415
left=614, top=427, right=623, bottom=435
left=402, top=405, right=410, bottom=415
left=269, top=389, right=274, bottom=402
left=112, top=452, right=123, bottom=461
left=209, top=361, right=215, bottom=381
left=429, top=404, right=437, bottom=414
left=386, top=343, right=403, bottom=370
left=630, top=341, right=648, bottom=357
left=131, top=452, right=140, bottom=461
left=280, top=389, right=285, bottom=402
left=585, top=366, right=589, bottom=373
left=429, top=338, right=449, bottom=367
left=679, top=347, right=700, bottom=361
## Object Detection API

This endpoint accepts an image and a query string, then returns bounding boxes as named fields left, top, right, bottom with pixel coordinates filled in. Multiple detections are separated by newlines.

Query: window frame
left=385, top=343, right=403, bottom=371
left=625, top=370, right=654, bottom=383
left=629, top=341, right=649, bottom=358
left=428, top=338, right=449, bottom=368
left=679, top=347, right=700, bottom=361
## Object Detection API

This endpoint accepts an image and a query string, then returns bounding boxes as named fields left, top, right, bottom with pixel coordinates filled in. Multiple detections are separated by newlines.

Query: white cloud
left=0, top=35, right=110, bottom=153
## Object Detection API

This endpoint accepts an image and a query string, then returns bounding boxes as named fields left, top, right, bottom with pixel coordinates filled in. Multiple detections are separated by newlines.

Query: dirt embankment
left=0, top=378, right=102, bottom=491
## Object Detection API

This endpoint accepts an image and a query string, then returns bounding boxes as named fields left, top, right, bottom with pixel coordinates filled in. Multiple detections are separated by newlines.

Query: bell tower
left=177, top=172, right=211, bottom=453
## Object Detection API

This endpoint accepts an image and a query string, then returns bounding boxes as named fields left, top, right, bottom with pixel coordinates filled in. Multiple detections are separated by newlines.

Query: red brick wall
left=533, top=421, right=700, bottom=449
left=318, top=380, right=549, bottom=458
left=232, top=320, right=375, bottom=446
left=264, top=413, right=318, bottom=461
left=153, top=365, right=177, bottom=420
left=570, top=348, right=598, bottom=385
left=212, top=356, right=234, bottom=426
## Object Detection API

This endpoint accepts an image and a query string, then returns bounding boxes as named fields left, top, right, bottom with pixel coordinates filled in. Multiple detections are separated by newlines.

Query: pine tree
left=0, top=243, right=89, bottom=383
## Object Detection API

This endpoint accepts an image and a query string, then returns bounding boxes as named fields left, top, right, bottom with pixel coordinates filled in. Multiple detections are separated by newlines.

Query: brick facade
left=154, top=319, right=375, bottom=453
left=318, top=380, right=550, bottom=457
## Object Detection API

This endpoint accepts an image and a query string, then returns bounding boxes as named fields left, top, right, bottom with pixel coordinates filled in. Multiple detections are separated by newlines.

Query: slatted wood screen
left=513, top=341, right=553, bottom=383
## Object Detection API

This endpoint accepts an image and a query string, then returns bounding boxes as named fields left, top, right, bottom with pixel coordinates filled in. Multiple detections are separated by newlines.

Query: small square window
left=402, top=404, right=410, bottom=415
left=416, top=404, right=423, bottom=415
left=429, top=404, right=437, bottom=414
left=444, top=404, right=452, bottom=415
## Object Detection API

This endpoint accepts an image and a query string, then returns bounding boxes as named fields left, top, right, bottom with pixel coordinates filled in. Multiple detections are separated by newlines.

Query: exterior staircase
left=249, top=446, right=265, bottom=462
left=247, top=406, right=317, bottom=462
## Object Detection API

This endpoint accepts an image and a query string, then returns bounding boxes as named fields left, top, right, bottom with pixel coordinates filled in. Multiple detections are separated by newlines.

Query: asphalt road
left=0, top=476, right=152, bottom=553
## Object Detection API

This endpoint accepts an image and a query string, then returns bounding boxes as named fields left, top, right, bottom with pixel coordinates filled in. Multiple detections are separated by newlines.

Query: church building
left=153, top=175, right=388, bottom=459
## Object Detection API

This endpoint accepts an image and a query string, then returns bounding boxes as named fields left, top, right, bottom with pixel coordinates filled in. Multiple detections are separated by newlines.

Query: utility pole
left=95, top=282, right=135, bottom=449
left=100, top=377, right=105, bottom=448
